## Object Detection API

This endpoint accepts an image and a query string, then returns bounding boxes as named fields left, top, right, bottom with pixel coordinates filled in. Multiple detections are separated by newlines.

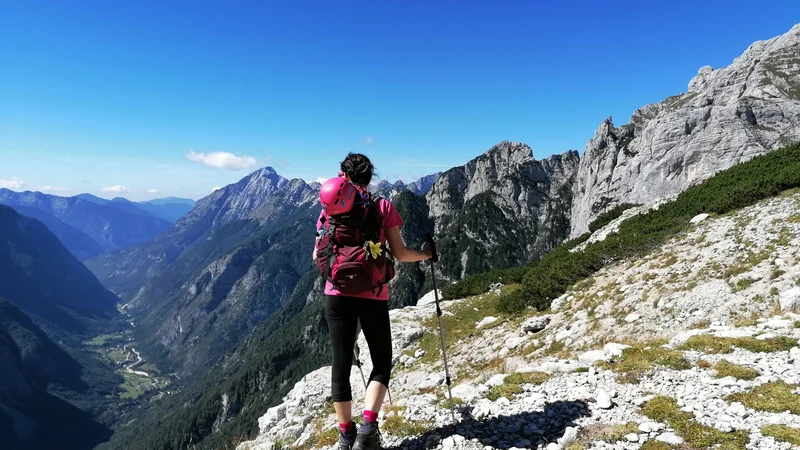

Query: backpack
left=315, top=189, right=396, bottom=296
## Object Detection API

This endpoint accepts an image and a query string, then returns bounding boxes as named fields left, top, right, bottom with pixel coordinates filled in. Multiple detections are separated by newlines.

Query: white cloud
left=40, top=185, right=68, bottom=192
left=212, top=186, right=222, bottom=192
left=364, top=136, right=374, bottom=146
left=315, top=177, right=327, bottom=184
left=147, top=189, right=159, bottom=193
left=102, top=185, right=132, bottom=193
left=0, top=177, right=26, bottom=189
left=185, top=150, right=257, bottom=170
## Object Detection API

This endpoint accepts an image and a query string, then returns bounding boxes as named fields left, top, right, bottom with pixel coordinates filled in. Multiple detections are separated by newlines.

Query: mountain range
left=89, top=23, right=800, bottom=450
left=1, top=22, right=798, bottom=450
left=0, top=190, right=195, bottom=261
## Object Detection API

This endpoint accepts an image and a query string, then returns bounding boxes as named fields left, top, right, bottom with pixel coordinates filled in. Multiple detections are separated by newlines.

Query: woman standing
left=314, top=153, right=432, bottom=450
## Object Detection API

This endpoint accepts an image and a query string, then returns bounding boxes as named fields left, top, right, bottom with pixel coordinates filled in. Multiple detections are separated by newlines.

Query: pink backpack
left=315, top=189, right=396, bottom=295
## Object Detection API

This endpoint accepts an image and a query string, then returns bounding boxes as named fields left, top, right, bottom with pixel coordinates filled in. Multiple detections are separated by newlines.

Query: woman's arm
left=385, top=226, right=431, bottom=263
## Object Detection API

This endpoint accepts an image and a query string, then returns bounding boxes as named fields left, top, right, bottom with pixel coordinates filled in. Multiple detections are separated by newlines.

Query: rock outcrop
left=425, top=141, right=580, bottom=279
left=570, top=23, right=800, bottom=236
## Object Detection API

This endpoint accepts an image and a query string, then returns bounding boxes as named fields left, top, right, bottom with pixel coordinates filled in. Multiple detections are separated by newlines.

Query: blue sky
left=1, top=1, right=799, bottom=201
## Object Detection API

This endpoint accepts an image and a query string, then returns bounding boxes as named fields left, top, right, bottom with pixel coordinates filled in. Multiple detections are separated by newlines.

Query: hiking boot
left=352, top=422, right=381, bottom=450
left=338, top=422, right=357, bottom=450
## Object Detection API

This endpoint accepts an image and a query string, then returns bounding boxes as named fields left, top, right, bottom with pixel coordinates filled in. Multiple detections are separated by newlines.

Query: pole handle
left=425, top=232, right=439, bottom=263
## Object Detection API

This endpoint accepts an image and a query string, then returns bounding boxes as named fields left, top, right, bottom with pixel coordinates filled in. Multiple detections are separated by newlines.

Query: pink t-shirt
left=316, top=197, right=404, bottom=301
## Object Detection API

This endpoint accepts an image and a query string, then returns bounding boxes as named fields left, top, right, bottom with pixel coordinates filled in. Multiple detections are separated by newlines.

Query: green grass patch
left=571, top=367, right=590, bottom=373
left=639, top=442, right=671, bottom=450
left=642, top=395, right=749, bottom=449
left=678, top=335, right=798, bottom=354
left=761, top=424, right=800, bottom=446
left=572, top=422, right=640, bottom=447
left=733, top=313, right=760, bottom=327
left=106, top=349, right=130, bottom=363
left=506, top=371, right=550, bottom=385
left=597, top=344, right=690, bottom=385
left=732, top=278, right=756, bottom=293
left=724, top=247, right=774, bottom=279
left=726, top=381, right=800, bottom=414
left=433, top=394, right=465, bottom=408
left=119, top=373, right=145, bottom=399
left=296, top=426, right=340, bottom=450
left=444, top=142, right=800, bottom=312
left=85, top=333, right=119, bottom=346
left=589, top=421, right=640, bottom=442
left=770, top=287, right=780, bottom=296
left=714, top=360, right=760, bottom=380
left=598, top=346, right=691, bottom=374
left=769, top=269, right=786, bottom=280
left=381, top=415, right=434, bottom=437
left=486, top=371, right=549, bottom=401
left=486, top=383, right=523, bottom=401
left=417, top=285, right=520, bottom=365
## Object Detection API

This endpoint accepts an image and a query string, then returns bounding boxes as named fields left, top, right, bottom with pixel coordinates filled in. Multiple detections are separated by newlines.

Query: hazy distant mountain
left=143, top=197, right=195, bottom=207
left=8, top=205, right=105, bottom=261
left=136, top=197, right=195, bottom=223
left=74, top=193, right=195, bottom=223
left=0, top=189, right=172, bottom=256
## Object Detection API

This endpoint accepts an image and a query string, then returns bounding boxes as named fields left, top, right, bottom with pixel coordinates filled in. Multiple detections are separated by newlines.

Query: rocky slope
left=425, top=141, right=580, bottom=280
left=238, top=190, right=800, bottom=450
left=0, top=189, right=172, bottom=257
left=570, top=23, right=800, bottom=237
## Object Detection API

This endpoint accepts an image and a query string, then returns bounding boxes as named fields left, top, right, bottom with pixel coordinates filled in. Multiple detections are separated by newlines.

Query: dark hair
left=340, top=153, right=375, bottom=186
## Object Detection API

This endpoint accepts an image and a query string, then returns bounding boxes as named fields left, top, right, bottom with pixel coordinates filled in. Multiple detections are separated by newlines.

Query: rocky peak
left=570, top=23, right=800, bottom=237
left=424, top=141, right=580, bottom=279
left=178, top=167, right=317, bottom=230
left=688, top=65, right=715, bottom=92
left=427, top=141, right=578, bottom=219
left=407, top=172, right=442, bottom=196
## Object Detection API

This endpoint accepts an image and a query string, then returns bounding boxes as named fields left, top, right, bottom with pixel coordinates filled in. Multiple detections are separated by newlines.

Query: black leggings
left=325, top=295, right=393, bottom=403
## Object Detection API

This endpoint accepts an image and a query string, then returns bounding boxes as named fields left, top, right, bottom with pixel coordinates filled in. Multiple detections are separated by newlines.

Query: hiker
left=314, top=153, right=433, bottom=450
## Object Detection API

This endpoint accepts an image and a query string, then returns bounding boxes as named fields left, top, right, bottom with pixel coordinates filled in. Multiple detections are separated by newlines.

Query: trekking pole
left=425, top=232, right=456, bottom=424
left=354, top=319, right=393, bottom=404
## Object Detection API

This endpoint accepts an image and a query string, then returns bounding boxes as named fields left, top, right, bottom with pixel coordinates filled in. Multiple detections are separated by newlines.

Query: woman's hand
left=422, top=241, right=433, bottom=259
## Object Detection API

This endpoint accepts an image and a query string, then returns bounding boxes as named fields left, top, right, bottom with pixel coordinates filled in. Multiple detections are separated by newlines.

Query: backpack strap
left=322, top=216, right=337, bottom=283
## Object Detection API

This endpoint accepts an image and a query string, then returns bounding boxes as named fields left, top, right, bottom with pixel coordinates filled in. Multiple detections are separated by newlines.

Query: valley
left=83, top=328, right=173, bottom=401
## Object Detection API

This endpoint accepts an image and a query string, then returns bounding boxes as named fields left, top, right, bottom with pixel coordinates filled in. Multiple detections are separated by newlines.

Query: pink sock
left=339, top=421, right=354, bottom=434
left=363, top=410, right=378, bottom=423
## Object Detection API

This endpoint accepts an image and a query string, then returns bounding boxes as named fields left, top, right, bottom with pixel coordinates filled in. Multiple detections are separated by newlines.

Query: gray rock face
left=407, top=173, right=442, bottom=196
left=425, top=141, right=580, bottom=279
left=570, top=23, right=800, bottom=236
